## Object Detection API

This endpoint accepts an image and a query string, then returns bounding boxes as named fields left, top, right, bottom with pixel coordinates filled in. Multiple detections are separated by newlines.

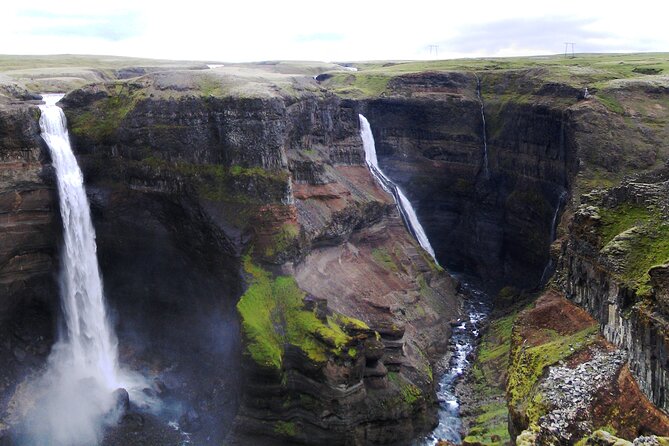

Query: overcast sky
left=2, top=0, right=667, bottom=62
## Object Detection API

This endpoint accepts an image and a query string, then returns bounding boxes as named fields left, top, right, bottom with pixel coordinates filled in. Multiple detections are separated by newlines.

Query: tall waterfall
left=359, top=114, right=437, bottom=263
left=40, top=94, right=120, bottom=388
left=475, top=74, right=489, bottom=178
left=20, top=94, right=131, bottom=445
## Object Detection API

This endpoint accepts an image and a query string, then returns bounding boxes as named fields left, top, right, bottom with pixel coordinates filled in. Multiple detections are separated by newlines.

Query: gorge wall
left=361, top=71, right=579, bottom=291
left=2, top=58, right=669, bottom=445
left=0, top=70, right=462, bottom=445
left=0, top=102, right=59, bottom=424
left=560, top=177, right=669, bottom=413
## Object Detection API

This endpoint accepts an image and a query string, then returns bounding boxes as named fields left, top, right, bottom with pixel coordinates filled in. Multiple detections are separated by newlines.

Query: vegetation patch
left=596, top=93, right=625, bottom=114
left=127, top=156, right=290, bottom=204
left=507, top=323, right=598, bottom=427
left=598, top=203, right=654, bottom=245
left=274, top=421, right=298, bottom=437
left=236, top=257, right=363, bottom=369
left=464, top=312, right=517, bottom=445
left=322, top=72, right=391, bottom=97
left=264, top=223, right=300, bottom=258
left=632, top=67, right=663, bottom=75
left=388, top=372, right=423, bottom=406
left=372, top=247, right=399, bottom=272
left=69, top=84, right=145, bottom=140
left=598, top=203, right=669, bottom=295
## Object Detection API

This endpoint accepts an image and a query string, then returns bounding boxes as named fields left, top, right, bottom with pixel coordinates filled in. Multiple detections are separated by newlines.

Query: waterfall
left=539, top=190, right=568, bottom=285
left=40, top=93, right=120, bottom=390
left=359, top=114, right=438, bottom=263
left=474, top=74, right=489, bottom=178
left=17, top=94, right=144, bottom=446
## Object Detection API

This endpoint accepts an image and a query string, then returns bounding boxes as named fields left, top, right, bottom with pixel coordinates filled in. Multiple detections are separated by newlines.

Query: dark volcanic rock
left=361, top=75, right=577, bottom=291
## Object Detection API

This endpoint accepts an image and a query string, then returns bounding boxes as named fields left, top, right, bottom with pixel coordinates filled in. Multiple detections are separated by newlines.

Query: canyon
left=0, top=54, right=668, bottom=445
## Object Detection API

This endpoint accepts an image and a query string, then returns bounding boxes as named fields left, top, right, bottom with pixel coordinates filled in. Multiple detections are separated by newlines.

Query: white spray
left=359, top=114, right=438, bottom=263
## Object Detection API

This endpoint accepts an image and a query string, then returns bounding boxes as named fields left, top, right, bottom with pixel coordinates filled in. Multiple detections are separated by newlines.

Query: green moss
left=332, top=313, right=370, bottom=330
left=236, top=257, right=364, bottom=369
left=507, top=324, right=598, bottom=426
left=274, top=421, right=298, bottom=437
left=236, top=257, right=283, bottom=368
left=596, top=92, right=625, bottom=114
left=599, top=203, right=653, bottom=245
left=264, top=223, right=300, bottom=258
left=325, top=72, right=391, bottom=97
left=69, top=85, right=144, bottom=139
left=388, top=372, right=423, bottom=406
left=131, top=156, right=289, bottom=204
left=372, top=248, right=398, bottom=272
left=598, top=203, right=669, bottom=295
left=464, top=312, right=517, bottom=445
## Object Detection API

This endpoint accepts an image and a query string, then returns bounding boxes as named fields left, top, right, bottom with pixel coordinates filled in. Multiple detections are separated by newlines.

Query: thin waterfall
left=19, top=94, right=147, bottom=446
left=539, top=190, right=568, bottom=285
left=359, top=114, right=438, bottom=264
left=474, top=74, right=489, bottom=178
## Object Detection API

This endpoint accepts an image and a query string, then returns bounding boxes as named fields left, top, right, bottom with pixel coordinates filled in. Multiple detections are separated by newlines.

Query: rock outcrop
left=560, top=177, right=669, bottom=414
left=507, top=292, right=669, bottom=444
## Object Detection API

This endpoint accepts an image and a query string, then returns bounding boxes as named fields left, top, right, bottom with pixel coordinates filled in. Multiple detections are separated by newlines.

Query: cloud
left=295, top=33, right=345, bottom=43
left=435, top=16, right=614, bottom=56
left=17, top=10, right=143, bottom=41
left=1, top=1, right=668, bottom=62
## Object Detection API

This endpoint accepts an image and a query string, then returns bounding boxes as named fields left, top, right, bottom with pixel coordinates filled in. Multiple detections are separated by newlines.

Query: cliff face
left=0, top=103, right=59, bottom=426
left=560, top=177, right=669, bottom=414
left=0, top=104, right=57, bottom=321
left=43, top=71, right=460, bottom=445
left=361, top=71, right=578, bottom=291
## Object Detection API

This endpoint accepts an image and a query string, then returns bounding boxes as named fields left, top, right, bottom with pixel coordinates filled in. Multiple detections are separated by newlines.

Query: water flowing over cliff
left=359, top=114, right=437, bottom=263
left=40, top=93, right=120, bottom=393
left=14, top=95, right=146, bottom=446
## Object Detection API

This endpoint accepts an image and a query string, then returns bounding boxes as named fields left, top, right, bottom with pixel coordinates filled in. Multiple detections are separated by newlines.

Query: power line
left=428, top=45, right=439, bottom=58
left=564, top=42, right=575, bottom=58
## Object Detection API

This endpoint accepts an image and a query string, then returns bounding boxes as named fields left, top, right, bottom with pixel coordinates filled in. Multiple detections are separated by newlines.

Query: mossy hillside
left=236, top=257, right=367, bottom=369
left=596, top=92, right=625, bottom=114
left=318, top=72, right=391, bottom=98
left=68, top=83, right=147, bottom=141
left=464, top=312, right=517, bottom=446
left=322, top=53, right=669, bottom=100
left=597, top=203, right=669, bottom=296
left=507, top=322, right=599, bottom=428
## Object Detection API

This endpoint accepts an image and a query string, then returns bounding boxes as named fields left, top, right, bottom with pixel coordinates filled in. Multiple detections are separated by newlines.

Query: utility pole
left=564, top=42, right=575, bottom=59
left=428, top=45, right=439, bottom=58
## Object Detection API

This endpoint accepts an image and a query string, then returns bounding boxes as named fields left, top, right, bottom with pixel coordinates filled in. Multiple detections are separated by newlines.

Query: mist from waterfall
left=359, top=114, right=438, bottom=263
left=16, top=94, right=149, bottom=445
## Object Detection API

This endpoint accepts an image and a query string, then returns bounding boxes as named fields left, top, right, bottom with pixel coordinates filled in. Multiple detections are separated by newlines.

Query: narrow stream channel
left=419, top=277, right=491, bottom=445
